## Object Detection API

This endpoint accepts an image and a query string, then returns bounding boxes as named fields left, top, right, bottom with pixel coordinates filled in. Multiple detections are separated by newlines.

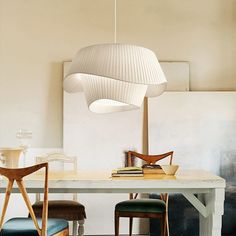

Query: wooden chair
left=31, top=153, right=86, bottom=236
left=114, top=151, right=174, bottom=236
left=0, top=163, right=69, bottom=236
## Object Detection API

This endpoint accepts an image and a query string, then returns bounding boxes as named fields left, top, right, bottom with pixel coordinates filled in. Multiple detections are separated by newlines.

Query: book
left=142, top=164, right=165, bottom=174
left=116, top=170, right=143, bottom=174
left=142, top=168, right=164, bottom=174
left=112, top=167, right=144, bottom=177
left=116, top=167, right=143, bottom=172
left=111, top=172, right=144, bottom=177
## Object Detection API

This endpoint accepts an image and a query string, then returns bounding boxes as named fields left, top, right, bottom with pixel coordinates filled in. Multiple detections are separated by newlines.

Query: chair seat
left=32, top=200, right=86, bottom=221
left=115, top=199, right=166, bottom=214
left=0, top=217, right=68, bottom=236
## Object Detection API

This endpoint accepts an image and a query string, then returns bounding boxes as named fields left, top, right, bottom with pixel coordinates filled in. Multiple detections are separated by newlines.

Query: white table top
left=0, top=169, right=225, bottom=192
left=0, top=169, right=225, bottom=194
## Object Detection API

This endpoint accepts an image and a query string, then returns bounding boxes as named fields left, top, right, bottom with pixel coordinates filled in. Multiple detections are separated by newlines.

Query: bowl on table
left=160, top=164, right=179, bottom=175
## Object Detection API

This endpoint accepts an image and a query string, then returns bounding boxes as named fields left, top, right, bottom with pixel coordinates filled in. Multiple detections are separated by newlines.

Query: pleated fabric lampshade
left=64, top=44, right=167, bottom=113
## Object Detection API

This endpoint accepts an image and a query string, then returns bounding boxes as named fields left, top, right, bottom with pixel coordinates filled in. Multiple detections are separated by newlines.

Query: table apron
left=0, top=187, right=214, bottom=194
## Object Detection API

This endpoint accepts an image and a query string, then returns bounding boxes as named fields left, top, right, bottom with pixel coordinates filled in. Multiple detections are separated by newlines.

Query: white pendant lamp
left=63, top=2, right=167, bottom=113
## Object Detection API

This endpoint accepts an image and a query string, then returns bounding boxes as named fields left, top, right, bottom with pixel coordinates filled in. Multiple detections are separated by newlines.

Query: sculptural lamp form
left=63, top=43, right=167, bottom=113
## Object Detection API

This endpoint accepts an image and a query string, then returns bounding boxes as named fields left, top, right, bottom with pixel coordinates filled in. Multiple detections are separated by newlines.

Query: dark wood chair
left=114, top=151, right=174, bottom=236
left=31, top=153, right=86, bottom=236
left=0, top=163, right=69, bottom=236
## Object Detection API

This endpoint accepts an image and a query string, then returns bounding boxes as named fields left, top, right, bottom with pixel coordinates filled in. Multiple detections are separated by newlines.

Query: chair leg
left=161, top=211, right=169, bottom=236
left=160, top=216, right=164, bottom=236
left=72, top=220, right=77, bottom=236
left=115, top=211, right=119, bottom=236
left=129, top=217, right=133, bottom=236
left=163, top=212, right=167, bottom=236
left=78, top=219, right=85, bottom=236
left=0, top=180, right=14, bottom=230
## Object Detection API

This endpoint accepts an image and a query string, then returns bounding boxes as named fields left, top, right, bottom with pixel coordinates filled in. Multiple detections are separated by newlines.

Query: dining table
left=0, top=169, right=225, bottom=236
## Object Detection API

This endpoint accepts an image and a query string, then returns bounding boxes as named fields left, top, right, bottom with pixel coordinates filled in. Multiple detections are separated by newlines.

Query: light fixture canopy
left=64, top=43, right=167, bottom=113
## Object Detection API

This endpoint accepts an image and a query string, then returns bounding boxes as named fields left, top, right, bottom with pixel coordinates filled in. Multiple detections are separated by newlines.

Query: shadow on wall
left=150, top=193, right=236, bottom=236
left=43, top=62, right=63, bottom=147
left=150, top=194, right=199, bottom=236
left=150, top=151, right=236, bottom=236
left=221, top=150, right=236, bottom=236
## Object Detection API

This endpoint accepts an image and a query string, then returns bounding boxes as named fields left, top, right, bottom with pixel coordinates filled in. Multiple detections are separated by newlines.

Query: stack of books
left=142, top=164, right=164, bottom=174
left=112, top=167, right=144, bottom=177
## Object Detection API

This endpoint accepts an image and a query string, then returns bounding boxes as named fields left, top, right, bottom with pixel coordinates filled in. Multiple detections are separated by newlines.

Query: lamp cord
left=114, top=0, right=117, bottom=43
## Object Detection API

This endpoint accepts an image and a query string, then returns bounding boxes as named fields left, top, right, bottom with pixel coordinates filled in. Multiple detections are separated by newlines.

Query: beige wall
left=0, top=0, right=235, bottom=147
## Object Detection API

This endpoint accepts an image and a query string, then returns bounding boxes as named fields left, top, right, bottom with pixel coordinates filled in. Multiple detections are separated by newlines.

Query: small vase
left=0, top=148, right=23, bottom=168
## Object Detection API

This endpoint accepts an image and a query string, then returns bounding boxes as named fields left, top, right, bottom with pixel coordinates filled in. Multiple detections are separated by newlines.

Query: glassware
left=16, top=129, right=32, bottom=167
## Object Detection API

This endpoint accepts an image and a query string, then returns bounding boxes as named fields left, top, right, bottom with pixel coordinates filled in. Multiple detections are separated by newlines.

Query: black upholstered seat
left=0, top=218, right=68, bottom=236
left=32, top=200, right=86, bottom=221
left=115, top=199, right=166, bottom=214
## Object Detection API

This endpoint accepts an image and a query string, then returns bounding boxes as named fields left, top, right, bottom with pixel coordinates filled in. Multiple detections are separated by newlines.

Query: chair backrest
left=36, top=152, right=77, bottom=173
left=127, top=151, right=174, bottom=167
left=0, top=163, right=48, bottom=236
left=126, top=151, right=174, bottom=201
left=35, top=152, right=77, bottom=201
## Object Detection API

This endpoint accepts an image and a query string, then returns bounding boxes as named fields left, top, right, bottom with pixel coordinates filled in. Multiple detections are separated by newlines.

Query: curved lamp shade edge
left=63, top=44, right=167, bottom=113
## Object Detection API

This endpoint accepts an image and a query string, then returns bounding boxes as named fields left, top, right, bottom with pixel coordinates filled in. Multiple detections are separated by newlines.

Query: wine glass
left=16, top=129, right=32, bottom=167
